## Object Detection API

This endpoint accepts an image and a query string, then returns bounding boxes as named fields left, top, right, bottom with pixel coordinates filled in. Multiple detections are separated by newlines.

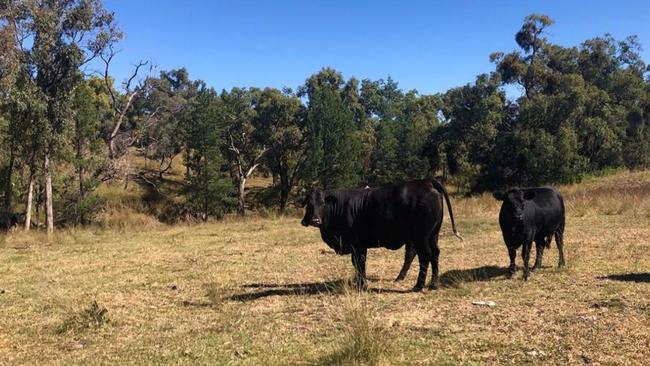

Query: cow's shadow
left=439, top=265, right=511, bottom=288
left=598, top=273, right=650, bottom=283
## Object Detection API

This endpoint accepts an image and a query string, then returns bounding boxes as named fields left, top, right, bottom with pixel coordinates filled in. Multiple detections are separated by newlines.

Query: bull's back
left=360, top=180, right=443, bottom=244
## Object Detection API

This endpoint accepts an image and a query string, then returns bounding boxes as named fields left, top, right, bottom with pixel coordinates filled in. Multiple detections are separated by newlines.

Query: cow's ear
left=523, top=191, right=535, bottom=200
left=493, top=191, right=505, bottom=201
left=324, top=195, right=337, bottom=205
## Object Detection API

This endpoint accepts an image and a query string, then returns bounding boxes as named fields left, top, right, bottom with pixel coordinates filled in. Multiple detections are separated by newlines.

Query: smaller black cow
left=494, top=187, right=566, bottom=280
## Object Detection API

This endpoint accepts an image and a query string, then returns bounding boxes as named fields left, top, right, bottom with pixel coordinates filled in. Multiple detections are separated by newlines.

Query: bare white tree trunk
left=44, top=153, right=53, bottom=235
left=237, top=178, right=247, bottom=216
left=24, top=176, right=34, bottom=231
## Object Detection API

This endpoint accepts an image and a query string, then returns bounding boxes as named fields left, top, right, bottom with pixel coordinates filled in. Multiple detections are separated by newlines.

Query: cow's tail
left=431, top=179, right=463, bottom=242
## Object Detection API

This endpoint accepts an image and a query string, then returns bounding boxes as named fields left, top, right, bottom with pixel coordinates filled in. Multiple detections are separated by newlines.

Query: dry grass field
left=1, top=170, right=650, bottom=365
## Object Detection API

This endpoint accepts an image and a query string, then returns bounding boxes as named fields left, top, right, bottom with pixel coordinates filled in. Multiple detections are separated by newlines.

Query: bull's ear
left=523, top=191, right=536, bottom=200
left=324, top=195, right=337, bottom=205
left=493, top=191, right=505, bottom=201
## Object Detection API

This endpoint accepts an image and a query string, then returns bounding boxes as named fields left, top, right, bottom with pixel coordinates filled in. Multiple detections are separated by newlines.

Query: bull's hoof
left=428, top=283, right=440, bottom=291
left=394, top=275, right=406, bottom=282
left=412, top=286, right=424, bottom=292
left=558, top=262, right=566, bottom=268
left=522, top=274, right=530, bottom=281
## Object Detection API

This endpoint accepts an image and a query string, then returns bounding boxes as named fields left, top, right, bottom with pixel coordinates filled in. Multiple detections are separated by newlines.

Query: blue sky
left=101, top=0, right=650, bottom=95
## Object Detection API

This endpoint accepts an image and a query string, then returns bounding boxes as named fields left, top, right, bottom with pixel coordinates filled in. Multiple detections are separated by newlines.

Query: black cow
left=0, top=212, right=20, bottom=232
left=301, top=179, right=462, bottom=291
left=493, top=187, right=566, bottom=280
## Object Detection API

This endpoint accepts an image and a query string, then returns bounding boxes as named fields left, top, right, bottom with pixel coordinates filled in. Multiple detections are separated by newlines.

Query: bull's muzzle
left=301, top=217, right=321, bottom=227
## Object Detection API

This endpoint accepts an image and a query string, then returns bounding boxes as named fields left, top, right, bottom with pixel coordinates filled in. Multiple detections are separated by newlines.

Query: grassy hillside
left=1, top=170, right=649, bottom=365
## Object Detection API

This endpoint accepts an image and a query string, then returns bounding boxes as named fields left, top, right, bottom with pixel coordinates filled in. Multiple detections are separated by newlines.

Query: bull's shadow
left=229, top=280, right=346, bottom=302
left=598, top=273, right=650, bottom=283
left=439, top=265, right=511, bottom=288
left=229, top=279, right=411, bottom=302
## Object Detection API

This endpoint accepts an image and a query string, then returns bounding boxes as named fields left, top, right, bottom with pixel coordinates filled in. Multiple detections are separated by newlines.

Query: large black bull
left=493, top=187, right=566, bottom=280
left=301, top=179, right=462, bottom=291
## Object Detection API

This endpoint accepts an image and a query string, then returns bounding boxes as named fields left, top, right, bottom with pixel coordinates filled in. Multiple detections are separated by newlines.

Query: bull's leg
left=522, top=241, right=533, bottom=280
left=507, top=247, right=517, bottom=278
left=413, top=241, right=431, bottom=292
left=428, top=235, right=441, bottom=290
left=532, top=240, right=545, bottom=271
left=395, top=243, right=416, bottom=281
left=351, top=246, right=368, bottom=291
left=555, top=229, right=566, bottom=267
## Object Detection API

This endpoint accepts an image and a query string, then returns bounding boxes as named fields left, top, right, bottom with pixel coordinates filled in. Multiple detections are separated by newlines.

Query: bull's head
left=493, top=189, right=536, bottom=223
left=300, top=189, right=326, bottom=227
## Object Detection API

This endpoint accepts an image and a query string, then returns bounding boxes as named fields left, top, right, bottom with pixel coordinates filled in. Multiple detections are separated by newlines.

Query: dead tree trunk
left=228, top=135, right=268, bottom=216
left=24, top=176, right=34, bottom=231
left=44, top=151, right=53, bottom=235
left=101, top=48, right=152, bottom=160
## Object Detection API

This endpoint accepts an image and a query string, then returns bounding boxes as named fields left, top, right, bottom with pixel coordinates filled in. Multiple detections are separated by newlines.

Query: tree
left=221, top=88, right=267, bottom=215
left=183, top=86, right=234, bottom=220
left=254, top=88, right=306, bottom=212
left=303, top=87, right=362, bottom=189
left=137, top=68, right=198, bottom=179
left=4, top=0, right=120, bottom=233
left=65, top=79, right=111, bottom=224
left=100, top=49, right=153, bottom=160
left=424, top=74, right=503, bottom=190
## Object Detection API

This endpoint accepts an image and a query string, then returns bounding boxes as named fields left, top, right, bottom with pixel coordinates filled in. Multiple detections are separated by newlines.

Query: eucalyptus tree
left=221, top=87, right=267, bottom=215
left=137, top=68, right=199, bottom=179
left=254, top=87, right=305, bottom=212
left=6, top=0, right=120, bottom=233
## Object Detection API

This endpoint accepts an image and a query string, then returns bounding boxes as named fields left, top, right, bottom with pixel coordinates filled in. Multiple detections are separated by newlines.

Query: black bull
left=301, top=179, right=462, bottom=291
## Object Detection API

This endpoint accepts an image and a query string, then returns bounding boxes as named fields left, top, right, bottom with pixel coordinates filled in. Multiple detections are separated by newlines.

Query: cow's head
left=300, top=189, right=328, bottom=227
left=493, top=189, right=535, bottom=222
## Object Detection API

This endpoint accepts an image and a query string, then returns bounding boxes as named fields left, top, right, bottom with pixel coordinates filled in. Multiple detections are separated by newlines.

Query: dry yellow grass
left=1, top=171, right=649, bottom=365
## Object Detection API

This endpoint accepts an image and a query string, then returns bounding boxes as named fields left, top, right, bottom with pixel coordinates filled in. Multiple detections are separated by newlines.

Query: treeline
left=1, top=3, right=649, bottom=230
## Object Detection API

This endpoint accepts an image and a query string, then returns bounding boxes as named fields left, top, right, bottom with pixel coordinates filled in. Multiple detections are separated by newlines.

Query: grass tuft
left=320, top=296, right=391, bottom=366
left=56, top=300, right=108, bottom=334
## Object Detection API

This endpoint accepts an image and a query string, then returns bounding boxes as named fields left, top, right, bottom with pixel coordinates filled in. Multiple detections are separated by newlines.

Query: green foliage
left=2, top=6, right=650, bottom=224
left=183, top=87, right=235, bottom=220
left=254, top=88, right=305, bottom=211
left=304, top=87, right=362, bottom=189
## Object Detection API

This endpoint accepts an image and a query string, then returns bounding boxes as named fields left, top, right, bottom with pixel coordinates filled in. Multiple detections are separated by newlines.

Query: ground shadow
left=230, top=280, right=348, bottom=301
left=439, top=265, right=511, bottom=288
left=231, top=279, right=412, bottom=302
left=597, top=273, right=650, bottom=283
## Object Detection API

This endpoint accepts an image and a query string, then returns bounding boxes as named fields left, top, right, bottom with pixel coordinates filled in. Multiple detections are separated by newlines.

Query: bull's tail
left=430, top=179, right=463, bottom=241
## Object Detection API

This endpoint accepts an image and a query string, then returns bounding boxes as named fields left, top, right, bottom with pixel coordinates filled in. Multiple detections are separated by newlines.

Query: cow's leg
left=532, top=239, right=545, bottom=271
left=507, top=246, right=517, bottom=278
left=428, top=235, right=441, bottom=290
left=555, top=229, right=566, bottom=267
left=413, top=240, right=431, bottom=292
left=395, top=243, right=416, bottom=281
left=521, top=240, right=533, bottom=280
left=351, top=246, right=368, bottom=291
